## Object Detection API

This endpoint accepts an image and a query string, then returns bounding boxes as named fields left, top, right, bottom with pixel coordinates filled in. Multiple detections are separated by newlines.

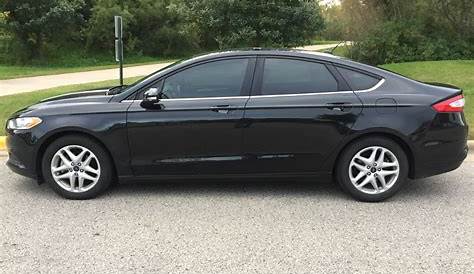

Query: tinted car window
left=161, top=59, right=248, bottom=98
left=261, top=58, right=338, bottom=95
left=337, top=67, right=380, bottom=90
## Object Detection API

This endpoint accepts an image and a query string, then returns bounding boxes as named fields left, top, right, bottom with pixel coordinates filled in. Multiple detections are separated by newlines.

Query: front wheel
left=336, top=136, right=409, bottom=202
left=42, top=135, right=113, bottom=199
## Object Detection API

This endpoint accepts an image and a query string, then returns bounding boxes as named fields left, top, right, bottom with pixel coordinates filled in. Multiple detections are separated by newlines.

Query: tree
left=430, top=0, right=474, bottom=39
left=331, top=0, right=474, bottom=64
left=85, top=0, right=196, bottom=56
left=1, top=0, right=86, bottom=59
left=181, top=0, right=325, bottom=49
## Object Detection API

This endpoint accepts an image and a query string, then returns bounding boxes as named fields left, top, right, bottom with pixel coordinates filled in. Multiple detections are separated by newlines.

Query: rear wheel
left=42, top=135, right=113, bottom=199
left=336, top=136, right=408, bottom=202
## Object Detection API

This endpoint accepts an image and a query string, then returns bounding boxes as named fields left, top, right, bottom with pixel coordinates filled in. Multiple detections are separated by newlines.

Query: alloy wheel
left=348, top=146, right=400, bottom=194
left=50, top=145, right=101, bottom=193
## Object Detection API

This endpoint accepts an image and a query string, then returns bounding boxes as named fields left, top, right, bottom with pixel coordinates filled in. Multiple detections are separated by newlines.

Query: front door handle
left=326, top=103, right=352, bottom=111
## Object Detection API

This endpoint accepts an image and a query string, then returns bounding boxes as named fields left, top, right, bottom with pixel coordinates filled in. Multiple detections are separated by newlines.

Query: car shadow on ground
left=13, top=174, right=449, bottom=202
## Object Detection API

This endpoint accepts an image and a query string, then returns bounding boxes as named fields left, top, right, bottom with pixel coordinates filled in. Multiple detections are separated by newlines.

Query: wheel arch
left=331, top=131, right=416, bottom=179
left=35, top=129, right=117, bottom=182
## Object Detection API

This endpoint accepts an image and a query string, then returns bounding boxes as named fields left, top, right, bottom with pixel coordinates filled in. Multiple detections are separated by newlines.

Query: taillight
left=432, top=94, right=465, bottom=113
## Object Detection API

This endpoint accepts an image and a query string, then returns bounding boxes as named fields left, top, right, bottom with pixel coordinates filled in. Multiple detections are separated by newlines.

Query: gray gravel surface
left=1, top=156, right=473, bottom=273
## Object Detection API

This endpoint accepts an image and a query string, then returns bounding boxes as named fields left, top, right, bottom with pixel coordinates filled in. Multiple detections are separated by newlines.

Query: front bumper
left=5, top=131, right=39, bottom=180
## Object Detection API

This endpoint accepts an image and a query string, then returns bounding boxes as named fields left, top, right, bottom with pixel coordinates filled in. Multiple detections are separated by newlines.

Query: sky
left=319, top=0, right=341, bottom=6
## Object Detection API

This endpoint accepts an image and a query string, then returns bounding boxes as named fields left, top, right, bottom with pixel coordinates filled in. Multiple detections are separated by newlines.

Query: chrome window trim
left=353, top=78, right=385, bottom=93
left=120, top=78, right=384, bottom=103
left=249, top=90, right=353, bottom=99
left=121, top=96, right=249, bottom=103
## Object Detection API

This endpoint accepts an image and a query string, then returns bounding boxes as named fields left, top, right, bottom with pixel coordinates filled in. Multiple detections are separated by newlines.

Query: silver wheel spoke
left=376, top=149, right=385, bottom=165
left=84, top=165, right=99, bottom=175
left=69, top=173, right=76, bottom=190
left=81, top=173, right=97, bottom=181
left=348, top=146, right=400, bottom=195
left=54, top=173, right=70, bottom=180
left=52, top=165, right=69, bottom=173
left=58, top=152, right=71, bottom=167
left=83, top=154, right=93, bottom=166
left=368, top=148, right=378, bottom=163
left=378, top=174, right=387, bottom=188
left=78, top=176, right=85, bottom=189
left=380, top=162, right=398, bottom=168
left=352, top=162, right=367, bottom=172
left=63, top=148, right=76, bottom=162
left=355, top=155, right=371, bottom=166
left=50, top=145, right=101, bottom=193
left=352, top=171, right=365, bottom=182
left=358, top=176, right=372, bottom=188
left=379, top=170, right=398, bottom=176
left=370, top=177, right=379, bottom=192
left=75, top=150, right=87, bottom=162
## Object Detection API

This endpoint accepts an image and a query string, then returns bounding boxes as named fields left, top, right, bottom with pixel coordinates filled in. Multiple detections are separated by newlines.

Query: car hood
left=40, top=88, right=111, bottom=103
left=11, top=88, right=115, bottom=118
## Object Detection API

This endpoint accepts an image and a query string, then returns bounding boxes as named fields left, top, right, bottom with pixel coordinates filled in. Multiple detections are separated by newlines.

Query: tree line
left=322, top=0, right=474, bottom=64
left=1, top=0, right=473, bottom=65
left=0, top=0, right=324, bottom=63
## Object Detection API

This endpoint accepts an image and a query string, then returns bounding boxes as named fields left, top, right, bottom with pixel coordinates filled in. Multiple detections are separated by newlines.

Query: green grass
left=0, top=77, right=141, bottom=134
left=1, top=60, right=472, bottom=138
left=380, top=60, right=474, bottom=138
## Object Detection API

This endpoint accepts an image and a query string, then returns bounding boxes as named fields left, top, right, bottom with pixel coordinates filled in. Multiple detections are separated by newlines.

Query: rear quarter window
left=337, top=67, right=381, bottom=90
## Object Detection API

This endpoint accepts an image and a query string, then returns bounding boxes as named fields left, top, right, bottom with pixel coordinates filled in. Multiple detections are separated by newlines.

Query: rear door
left=242, top=57, right=362, bottom=174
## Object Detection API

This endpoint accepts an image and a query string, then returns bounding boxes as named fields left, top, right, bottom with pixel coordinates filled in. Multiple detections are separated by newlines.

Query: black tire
left=42, top=135, right=113, bottom=199
left=336, top=136, right=409, bottom=202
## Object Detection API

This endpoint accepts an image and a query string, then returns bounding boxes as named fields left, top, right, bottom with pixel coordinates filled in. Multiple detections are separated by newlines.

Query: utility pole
left=114, top=15, right=123, bottom=86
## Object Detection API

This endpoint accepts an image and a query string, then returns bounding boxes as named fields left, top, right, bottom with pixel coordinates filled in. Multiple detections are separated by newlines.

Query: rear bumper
left=412, top=140, right=468, bottom=179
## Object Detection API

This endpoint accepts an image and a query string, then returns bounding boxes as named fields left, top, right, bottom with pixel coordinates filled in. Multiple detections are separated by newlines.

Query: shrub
left=85, top=0, right=197, bottom=57
left=182, top=0, right=325, bottom=49
left=1, top=0, right=86, bottom=61
left=348, top=20, right=474, bottom=65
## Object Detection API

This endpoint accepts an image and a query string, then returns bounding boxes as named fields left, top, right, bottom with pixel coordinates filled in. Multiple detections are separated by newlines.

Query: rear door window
left=337, top=67, right=381, bottom=90
left=260, top=58, right=339, bottom=95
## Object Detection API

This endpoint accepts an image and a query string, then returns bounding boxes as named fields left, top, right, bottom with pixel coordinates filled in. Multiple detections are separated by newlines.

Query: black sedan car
left=5, top=50, right=468, bottom=201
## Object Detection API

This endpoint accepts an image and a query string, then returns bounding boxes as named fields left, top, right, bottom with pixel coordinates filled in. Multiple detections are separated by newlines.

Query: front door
left=242, top=57, right=362, bottom=174
left=127, top=57, right=255, bottom=176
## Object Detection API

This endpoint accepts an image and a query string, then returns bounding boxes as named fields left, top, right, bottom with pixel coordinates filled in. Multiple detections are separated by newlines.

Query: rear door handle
left=210, top=105, right=235, bottom=114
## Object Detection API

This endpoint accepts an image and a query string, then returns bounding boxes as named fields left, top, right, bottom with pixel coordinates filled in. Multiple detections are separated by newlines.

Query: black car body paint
left=5, top=50, right=468, bottom=184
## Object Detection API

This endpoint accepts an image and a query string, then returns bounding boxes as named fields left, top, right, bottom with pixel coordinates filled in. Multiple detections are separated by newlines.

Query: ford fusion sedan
left=5, top=50, right=468, bottom=201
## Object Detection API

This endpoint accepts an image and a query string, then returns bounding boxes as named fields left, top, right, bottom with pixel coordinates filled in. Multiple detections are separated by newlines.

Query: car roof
left=184, top=48, right=344, bottom=63
left=178, top=49, right=390, bottom=78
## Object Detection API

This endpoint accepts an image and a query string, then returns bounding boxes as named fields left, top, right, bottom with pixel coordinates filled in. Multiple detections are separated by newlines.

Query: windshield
left=119, top=59, right=184, bottom=93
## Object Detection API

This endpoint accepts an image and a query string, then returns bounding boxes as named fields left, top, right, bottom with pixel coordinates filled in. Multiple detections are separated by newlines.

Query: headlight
left=7, top=117, right=42, bottom=130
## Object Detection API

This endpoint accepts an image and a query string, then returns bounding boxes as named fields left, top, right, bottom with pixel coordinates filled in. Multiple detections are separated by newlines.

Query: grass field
left=0, top=60, right=472, bottom=138
left=381, top=60, right=473, bottom=138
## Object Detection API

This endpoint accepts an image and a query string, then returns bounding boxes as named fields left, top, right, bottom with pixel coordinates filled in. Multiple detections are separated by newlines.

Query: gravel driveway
left=1, top=155, right=473, bottom=273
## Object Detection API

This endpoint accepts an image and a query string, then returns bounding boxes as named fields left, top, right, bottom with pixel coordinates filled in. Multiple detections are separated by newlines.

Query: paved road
left=0, top=44, right=341, bottom=96
left=0, top=63, right=172, bottom=96
left=1, top=154, right=472, bottom=273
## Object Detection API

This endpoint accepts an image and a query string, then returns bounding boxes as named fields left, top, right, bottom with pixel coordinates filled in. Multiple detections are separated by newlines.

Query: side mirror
left=140, top=88, right=161, bottom=109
